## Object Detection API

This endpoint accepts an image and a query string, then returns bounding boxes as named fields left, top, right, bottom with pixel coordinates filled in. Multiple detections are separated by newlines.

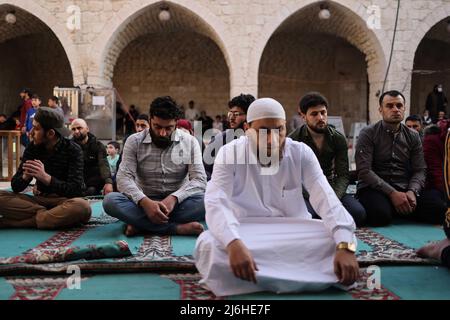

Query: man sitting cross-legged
left=103, top=96, right=207, bottom=237
left=71, top=118, right=114, bottom=196
left=194, top=98, right=359, bottom=297
left=356, top=90, right=446, bottom=226
left=289, top=92, right=366, bottom=226
left=203, top=94, right=255, bottom=180
left=0, top=107, right=91, bottom=229
left=417, top=127, right=450, bottom=268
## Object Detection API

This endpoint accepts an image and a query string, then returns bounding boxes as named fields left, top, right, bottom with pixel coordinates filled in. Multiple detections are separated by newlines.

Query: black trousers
left=305, top=194, right=367, bottom=227
left=357, top=187, right=447, bottom=227
left=83, top=180, right=105, bottom=196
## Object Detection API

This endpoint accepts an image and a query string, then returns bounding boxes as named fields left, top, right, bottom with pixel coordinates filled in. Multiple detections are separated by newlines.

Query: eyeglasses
left=227, top=111, right=246, bottom=118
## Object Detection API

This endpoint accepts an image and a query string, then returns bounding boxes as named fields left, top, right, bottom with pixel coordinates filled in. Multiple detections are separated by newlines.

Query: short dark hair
left=21, top=88, right=32, bottom=96
left=49, top=96, right=59, bottom=103
left=107, top=141, right=120, bottom=151
left=379, top=90, right=406, bottom=106
left=228, top=94, right=256, bottom=113
left=149, top=96, right=180, bottom=120
left=136, top=114, right=149, bottom=122
left=299, top=92, right=329, bottom=114
left=405, top=114, right=422, bottom=123
left=0, top=114, right=6, bottom=118
left=31, top=94, right=41, bottom=101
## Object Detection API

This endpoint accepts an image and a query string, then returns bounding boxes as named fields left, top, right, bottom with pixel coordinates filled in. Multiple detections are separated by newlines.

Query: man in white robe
left=194, top=98, right=359, bottom=297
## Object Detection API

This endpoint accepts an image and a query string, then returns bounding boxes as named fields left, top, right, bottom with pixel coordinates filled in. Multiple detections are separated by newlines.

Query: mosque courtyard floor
left=0, top=186, right=449, bottom=300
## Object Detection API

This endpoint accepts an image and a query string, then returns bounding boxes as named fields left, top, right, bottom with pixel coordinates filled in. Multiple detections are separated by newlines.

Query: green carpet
left=376, top=266, right=450, bottom=300
left=0, top=199, right=199, bottom=275
left=56, top=274, right=180, bottom=300
left=0, top=195, right=449, bottom=300
left=372, top=222, right=445, bottom=249
left=2, top=264, right=449, bottom=300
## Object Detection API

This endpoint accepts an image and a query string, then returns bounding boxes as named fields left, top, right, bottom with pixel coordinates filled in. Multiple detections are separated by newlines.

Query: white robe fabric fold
left=194, top=137, right=356, bottom=297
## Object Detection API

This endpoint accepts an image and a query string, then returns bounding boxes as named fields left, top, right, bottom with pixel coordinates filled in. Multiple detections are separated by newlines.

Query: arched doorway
left=0, top=4, right=73, bottom=116
left=101, top=2, right=230, bottom=120
left=411, top=18, right=450, bottom=118
left=258, top=1, right=385, bottom=134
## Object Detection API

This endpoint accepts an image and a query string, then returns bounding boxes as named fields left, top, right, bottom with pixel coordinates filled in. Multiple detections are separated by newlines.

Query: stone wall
left=113, top=31, right=230, bottom=117
left=0, top=0, right=449, bottom=127
left=259, top=33, right=368, bottom=134
left=0, top=33, right=73, bottom=115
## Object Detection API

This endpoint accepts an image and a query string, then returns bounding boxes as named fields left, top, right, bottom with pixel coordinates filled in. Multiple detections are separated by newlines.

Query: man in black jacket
left=70, top=118, right=113, bottom=196
left=0, top=107, right=91, bottom=229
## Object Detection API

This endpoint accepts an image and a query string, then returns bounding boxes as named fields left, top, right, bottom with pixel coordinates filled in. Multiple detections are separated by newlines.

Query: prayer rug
left=2, top=265, right=450, bottom=300
left=0, top=198, right=443, bottom=276
left=0, top=199, right=197, bottom=275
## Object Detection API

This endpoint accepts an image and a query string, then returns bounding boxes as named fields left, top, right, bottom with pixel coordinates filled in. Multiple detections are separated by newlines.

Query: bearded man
left=0, top=108, right=91, bottom=229
left=289, top=92, right=366, bottom=226
left=70, top=118, right=113, bottom=196
left=194, top=98, right=359, bottom=297
left=103, top=96, right=207, bottom=237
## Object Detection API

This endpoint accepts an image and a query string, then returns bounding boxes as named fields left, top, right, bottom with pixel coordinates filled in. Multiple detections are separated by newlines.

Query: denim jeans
left=103, top=192, right=205, bottom=235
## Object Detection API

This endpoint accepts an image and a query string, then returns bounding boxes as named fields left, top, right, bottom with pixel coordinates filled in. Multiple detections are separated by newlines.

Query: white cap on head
left=246, top=98, right=286, bottom=123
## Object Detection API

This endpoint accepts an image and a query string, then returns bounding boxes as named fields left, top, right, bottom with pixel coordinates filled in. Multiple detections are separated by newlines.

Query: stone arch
left=0, top=1, right=77, bottom=114
left=253, top=0, right=387, bottom=125
left=410, top=17, right=450, bottom=116
left=0, top=0, right=81, bottom=84
left=403, top=1, right=450, bottom=77
left=90, top=0, right=234, bottom=89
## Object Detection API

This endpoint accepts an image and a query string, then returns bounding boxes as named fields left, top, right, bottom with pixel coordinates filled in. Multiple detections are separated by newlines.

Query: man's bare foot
left=124, top=224, right=140, bottom=237
left=417, top=238, right=450, bottom=260
left=175, top=222, right=204, bottom=235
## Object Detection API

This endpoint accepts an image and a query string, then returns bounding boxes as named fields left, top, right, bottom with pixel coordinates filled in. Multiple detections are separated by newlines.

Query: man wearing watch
left=356, top=90, right=446, bottom=226
left=195, top=98, right=359, bottom=297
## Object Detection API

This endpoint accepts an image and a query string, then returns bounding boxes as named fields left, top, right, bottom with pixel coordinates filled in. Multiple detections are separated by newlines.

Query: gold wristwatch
left=336, top=242, right=357, bottom=253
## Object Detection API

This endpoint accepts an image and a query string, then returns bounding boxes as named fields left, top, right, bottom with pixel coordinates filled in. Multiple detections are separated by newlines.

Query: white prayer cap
left=246, top=98, right=286, bottom=123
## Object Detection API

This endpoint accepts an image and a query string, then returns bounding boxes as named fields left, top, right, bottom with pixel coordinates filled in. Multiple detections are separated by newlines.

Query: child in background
left=106, top=141, right=120, bottom=177
left=25, top=95, right=42, bottom=145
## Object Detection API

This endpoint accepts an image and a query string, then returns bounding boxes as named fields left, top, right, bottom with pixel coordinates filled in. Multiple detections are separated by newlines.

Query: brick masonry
left=0, top=0, right=449, bottom=132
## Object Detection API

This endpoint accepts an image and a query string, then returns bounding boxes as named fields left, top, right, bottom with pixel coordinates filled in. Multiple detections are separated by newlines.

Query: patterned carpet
left=0, top=198, right=449, bottom=300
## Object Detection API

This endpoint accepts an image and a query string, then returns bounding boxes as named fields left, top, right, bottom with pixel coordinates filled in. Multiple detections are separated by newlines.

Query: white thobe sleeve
left=204, top=145, right=241, bottom=249
left=300, top=144, right=356, bottom=245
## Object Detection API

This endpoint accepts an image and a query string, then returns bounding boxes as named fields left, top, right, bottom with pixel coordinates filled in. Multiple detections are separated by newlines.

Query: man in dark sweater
left=0, top=107, right=91, bottom=229
left=70, top=118, right=113, bottom=196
